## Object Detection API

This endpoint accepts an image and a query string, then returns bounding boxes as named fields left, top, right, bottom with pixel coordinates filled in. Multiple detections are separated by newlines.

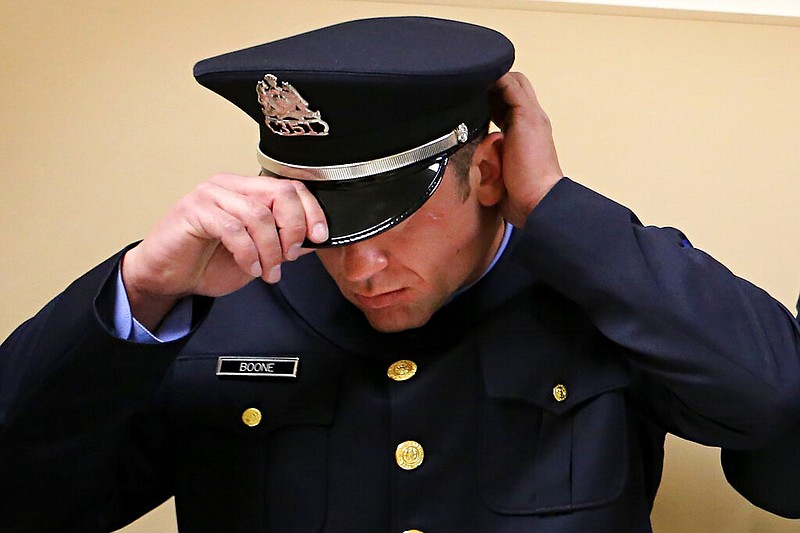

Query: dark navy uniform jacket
left=1, top=179, right=799, bottom=532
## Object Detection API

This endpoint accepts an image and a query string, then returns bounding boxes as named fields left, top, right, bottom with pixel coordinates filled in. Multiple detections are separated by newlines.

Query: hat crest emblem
left=256, top=74, right=329, bottom=136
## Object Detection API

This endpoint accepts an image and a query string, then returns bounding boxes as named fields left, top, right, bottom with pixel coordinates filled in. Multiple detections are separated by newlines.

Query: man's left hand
left=489, top=72, right=564, bottom=227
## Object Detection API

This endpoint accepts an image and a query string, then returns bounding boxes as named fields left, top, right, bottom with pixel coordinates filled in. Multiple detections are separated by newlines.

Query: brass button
left=387, top=360, right=418, bottom=381
left=395, top=440, right=424, bottom=470
left=403, top=530, right=424, bottom=533
left=241, top=407, right=262, bottom=427
left=552, top=384, right=568, bottom=402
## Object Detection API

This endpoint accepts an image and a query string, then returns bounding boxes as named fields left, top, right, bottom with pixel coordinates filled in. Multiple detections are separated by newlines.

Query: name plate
left=216, top=356, right=299, bottom=378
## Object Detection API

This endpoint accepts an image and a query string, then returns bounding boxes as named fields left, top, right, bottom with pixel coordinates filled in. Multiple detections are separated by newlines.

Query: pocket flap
left=479, top=333, right=629, bottom=415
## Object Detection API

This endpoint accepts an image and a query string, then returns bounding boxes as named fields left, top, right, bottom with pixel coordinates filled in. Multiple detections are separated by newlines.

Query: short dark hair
left=449, top=127, right=488, bottom=200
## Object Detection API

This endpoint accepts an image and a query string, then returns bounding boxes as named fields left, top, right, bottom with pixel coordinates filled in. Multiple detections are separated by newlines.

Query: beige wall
left=2, top=1, right=799, bottom=531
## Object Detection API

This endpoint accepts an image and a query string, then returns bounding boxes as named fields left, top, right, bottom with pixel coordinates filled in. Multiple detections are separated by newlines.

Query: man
left=0, top=16, right=799, bottom=533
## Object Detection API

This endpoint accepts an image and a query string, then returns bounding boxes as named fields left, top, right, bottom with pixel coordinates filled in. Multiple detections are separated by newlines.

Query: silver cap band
left=257, top=123, right=469, bottom=181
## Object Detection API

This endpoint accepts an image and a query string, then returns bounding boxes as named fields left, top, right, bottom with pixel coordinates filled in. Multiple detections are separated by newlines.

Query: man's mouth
left=353, top=288, right=408, bottom=309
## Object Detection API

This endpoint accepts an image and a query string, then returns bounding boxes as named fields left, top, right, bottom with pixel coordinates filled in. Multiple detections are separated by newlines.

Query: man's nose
left=340, top=240, right=389, bottom=283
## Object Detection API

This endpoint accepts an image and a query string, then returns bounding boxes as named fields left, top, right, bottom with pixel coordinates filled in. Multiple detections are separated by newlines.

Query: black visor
left=301, top=155, right=448, bottom=247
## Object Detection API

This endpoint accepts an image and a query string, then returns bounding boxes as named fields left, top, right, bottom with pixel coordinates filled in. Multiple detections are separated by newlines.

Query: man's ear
left=471, top=132, right=505, bottom=207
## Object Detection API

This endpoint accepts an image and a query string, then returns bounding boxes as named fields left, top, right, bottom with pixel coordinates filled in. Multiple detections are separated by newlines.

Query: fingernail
left=286, top=243, right=301, bottom=261
left=311, top=223, right=328, bottom=242
left=250, top=261, right=262, bottom=278
left=267, top=264, right=281, bottom=283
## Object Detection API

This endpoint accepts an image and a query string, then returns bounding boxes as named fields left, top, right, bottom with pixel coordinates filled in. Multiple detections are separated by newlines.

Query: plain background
left=2, top=1, right=799, bottom=531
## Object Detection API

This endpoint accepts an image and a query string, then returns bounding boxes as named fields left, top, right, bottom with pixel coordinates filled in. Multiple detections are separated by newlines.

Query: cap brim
left=302, top=155, right=448, bottom=247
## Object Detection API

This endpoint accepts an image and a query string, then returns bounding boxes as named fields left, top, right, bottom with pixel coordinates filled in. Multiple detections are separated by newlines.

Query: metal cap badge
left=257, top=74, right=329, bottom=137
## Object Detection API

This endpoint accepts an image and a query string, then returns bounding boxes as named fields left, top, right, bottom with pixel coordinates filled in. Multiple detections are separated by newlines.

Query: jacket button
left=387, top=360, right=418, bottom=381
left=395, top=440, right=424, bottom=470
left=241, top=407, right=262, bottom=427
left=552, top=384, right=568, bottom=402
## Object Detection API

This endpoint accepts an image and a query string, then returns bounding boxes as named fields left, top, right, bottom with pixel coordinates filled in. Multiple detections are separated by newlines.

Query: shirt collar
left=451, top=221, right=513, bottom=299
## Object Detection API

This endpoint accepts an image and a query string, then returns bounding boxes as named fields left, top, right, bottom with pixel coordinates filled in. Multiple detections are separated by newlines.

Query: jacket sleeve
left=721, top=426, right=800, bottom=519
left=518, top=178, right=800, bottom=448
left=720, top=302, right=800, bottom=519
left=0, top=248, right=211, bottom=531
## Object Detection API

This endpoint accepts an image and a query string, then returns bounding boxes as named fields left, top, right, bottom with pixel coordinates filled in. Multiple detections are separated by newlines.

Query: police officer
left=1, top=16, right=799, bottom=533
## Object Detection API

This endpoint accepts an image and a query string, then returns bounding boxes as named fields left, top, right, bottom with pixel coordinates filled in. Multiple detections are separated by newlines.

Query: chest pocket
left=168, top=351, right=345, bottom=532
left=478, top=333, right=630, bottom=515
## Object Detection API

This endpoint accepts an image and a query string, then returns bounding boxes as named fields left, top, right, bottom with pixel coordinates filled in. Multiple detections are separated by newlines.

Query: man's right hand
left=121, top=173, right=329, bottom=330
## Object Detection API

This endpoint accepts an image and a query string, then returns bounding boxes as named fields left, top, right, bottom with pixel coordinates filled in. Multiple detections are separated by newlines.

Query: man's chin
left=361, top=307, right=433, bottom=333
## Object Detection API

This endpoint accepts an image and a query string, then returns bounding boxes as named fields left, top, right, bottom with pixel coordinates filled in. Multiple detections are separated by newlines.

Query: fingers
left=291, top=181, right=329, bottom=244
left=211, top=173, right=328, bottom=243
left=183, top=182, right=280, bottom=281
left=273, top=181, right=329, bottom=260
left=189, top=174, right=329, bottom=283
left=489, top=72, right=523, bottom=129
left=489, top=72, right=548, bottom=130
left=486, top=72, right=563, bottom=224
